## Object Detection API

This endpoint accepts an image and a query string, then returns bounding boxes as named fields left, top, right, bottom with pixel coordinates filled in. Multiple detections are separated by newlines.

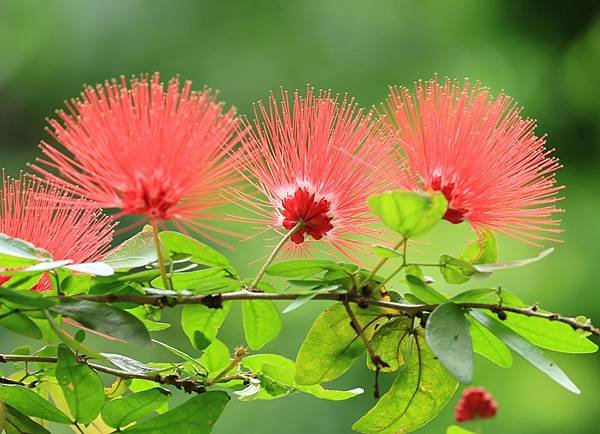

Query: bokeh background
left=1, top=0, right=599, bottom=433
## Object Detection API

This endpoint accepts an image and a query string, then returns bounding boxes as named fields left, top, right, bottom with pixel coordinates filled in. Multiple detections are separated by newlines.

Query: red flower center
left=122, top=184, right=178, bottom=220
left=431, top=176, right=467, bottom=224
left=281, top=187, right=334, bottom=244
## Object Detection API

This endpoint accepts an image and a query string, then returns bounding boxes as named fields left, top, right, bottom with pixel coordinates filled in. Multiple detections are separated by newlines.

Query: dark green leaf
left=102, top=388, right=171, bottom=429
left=160, top=231, right=230, bottom=268
left=295, top=303, right=385, bottom=385
left=104, top=227, right=157, bottom=270
left=468, top=316, right=513, bottom=368
left=55, top=344, right=105, bottom=424
left=0, top=287, right=57, bottom=308
left=0, top=386, right=71, bottom=424
left=367, top=317, right=412, bottom=372
left=267, top=259, right=342, bottom=278
left=4, top=405, right=51, bottom=434
left=425, top=303, right=473, bottom=383
left=121, top=391, right=229, bottom=434
left=242, top=300, right=282, bottom=350
left=353, top=333, right=458, bottom=433
left=368, top=190, right=447, bottom=238
left=471, top=310, right=580, bottom=393
left=52, top=299, right=151, bottom=347
left=181, top=303, right=231, bottom=350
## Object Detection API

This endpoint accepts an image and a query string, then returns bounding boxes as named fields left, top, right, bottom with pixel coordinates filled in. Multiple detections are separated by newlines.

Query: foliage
left=0, top=188, right=597, bottom=433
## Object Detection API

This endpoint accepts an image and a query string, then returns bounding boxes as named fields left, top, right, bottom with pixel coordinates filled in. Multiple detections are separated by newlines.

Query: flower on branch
left=0, top=175, right=114, bottom=290
left=233, top=87, right=405, bottom=258
left=384, top=77, right=563, bottom=246
left=454, top=386, right=498, bottom=423
left=30, top=73, right=242, bottom=243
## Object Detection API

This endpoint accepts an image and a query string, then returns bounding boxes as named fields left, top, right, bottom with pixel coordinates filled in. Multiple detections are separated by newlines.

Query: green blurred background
left=1, top=0, right=599, bottom=433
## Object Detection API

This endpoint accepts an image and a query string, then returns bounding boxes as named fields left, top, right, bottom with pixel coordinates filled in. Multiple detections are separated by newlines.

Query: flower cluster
left=454, top=387, right=498, bottom=423
left=0, top=74, right=563, bottom=281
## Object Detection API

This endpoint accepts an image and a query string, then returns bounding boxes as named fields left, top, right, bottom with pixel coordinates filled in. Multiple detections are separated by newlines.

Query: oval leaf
left=121, top=391, right=229, bottom=434
left=425, top=303, right=473, bottom=383
left=471, top=310, right=580, bottom=394
left=102, top=388, right=171, bottom=429
left=242, top=300, right=282, bottom=350
left=368, top=190, right=447, bottom=238
left=181, top=303, right=231, bottom=350
left=56, top=344, right=105, bottom=424
left=353, top=333, right=458, bottom=433
left=52, top=299, right=151, bottom=347
left=0, top=385, right=71, bottom=424
left=160, top=231, right=230, bottom=268
left=104, top=228, right=157, bottom=270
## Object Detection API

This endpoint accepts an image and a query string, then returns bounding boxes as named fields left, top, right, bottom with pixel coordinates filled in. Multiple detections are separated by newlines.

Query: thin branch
left=250, top=221, right=303, bottom=290
left=69, top=291, right=600, bottom=337
left=0, top=354, right=207, bottom=394
left=360, top=238, right=405, bottom=287
left=151, top=219, right=172, bottom=291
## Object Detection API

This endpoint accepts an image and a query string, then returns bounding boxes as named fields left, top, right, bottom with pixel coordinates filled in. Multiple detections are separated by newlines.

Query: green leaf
left=502, top=312, right=597, bottom=354
left=52, top=299, right=152, bottom=347
left=447, top=426, right=477, bottom=434
left=181, top=303, right=231, bottom=350
left=0, top=385, right=71, bottom=424
left=367, top=317, right=412, bottom=372
left=440, top=255, right=477, bottom=284
left=0, top=401, right=5, bottom=431
left=368, top=190, right=447, bottom=238
left=121, top=391, right=229, bottom=434
left=104, top=227, right=158, bottom=270
left=460, top=229, right=498, bottom=264
left=4, top=405, right=51, bottom=434
left=295, top=303, right=384, bottom=385
left=471, top=310, right=580, bottom=393
left=55, top=344, right=105, bottom=424
left=0, top=233, right=52, bottom=267
left=405, top=275, right=447, bottom=304
left=353, top=333, right=458, bottom=433
left=0, top=307, right=42, bottom=339
left=243, top=354, right=363, bottom=401
left=102, top=388, right=171, bottom=429
left=373, top=245, right=403, bottom=258
left=160, top=231, right=230, bottom=268
left=449, top=289, right=497, bottom=304
left=425, top=303, right=473, bottom=383
left=242, top=300, right=282, bottom=350
left=468, top=316, right=513, bottom=368
left=267, top=259, right=342, bottom=278
left=472, top=248, right=554, bottom=273
left=199, top=339, right=231, bottom=374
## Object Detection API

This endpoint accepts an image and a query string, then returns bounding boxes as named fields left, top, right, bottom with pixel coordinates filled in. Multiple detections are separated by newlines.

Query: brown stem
left=67, top=292, right=600, bottom=337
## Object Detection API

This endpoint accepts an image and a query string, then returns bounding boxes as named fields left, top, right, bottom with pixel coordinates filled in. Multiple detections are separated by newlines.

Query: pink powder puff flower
left=233, top=87, right=403, bottom=258
left=454, top=387, right=498, bottom=423
left=0, top=175, right=114, bottom=291
left=30, top=73, right=242, bottom=243
left=384, top=77, right=562, bottom=246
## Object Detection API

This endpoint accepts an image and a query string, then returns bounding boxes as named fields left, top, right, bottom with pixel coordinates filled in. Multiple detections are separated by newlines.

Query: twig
left=0, top=354, right=207, bottom=394
left=250, top=221, right=303, bottom=290
left=68, top=292, right=600, bottom=337
left=151, top=219, right=172, bottom=291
